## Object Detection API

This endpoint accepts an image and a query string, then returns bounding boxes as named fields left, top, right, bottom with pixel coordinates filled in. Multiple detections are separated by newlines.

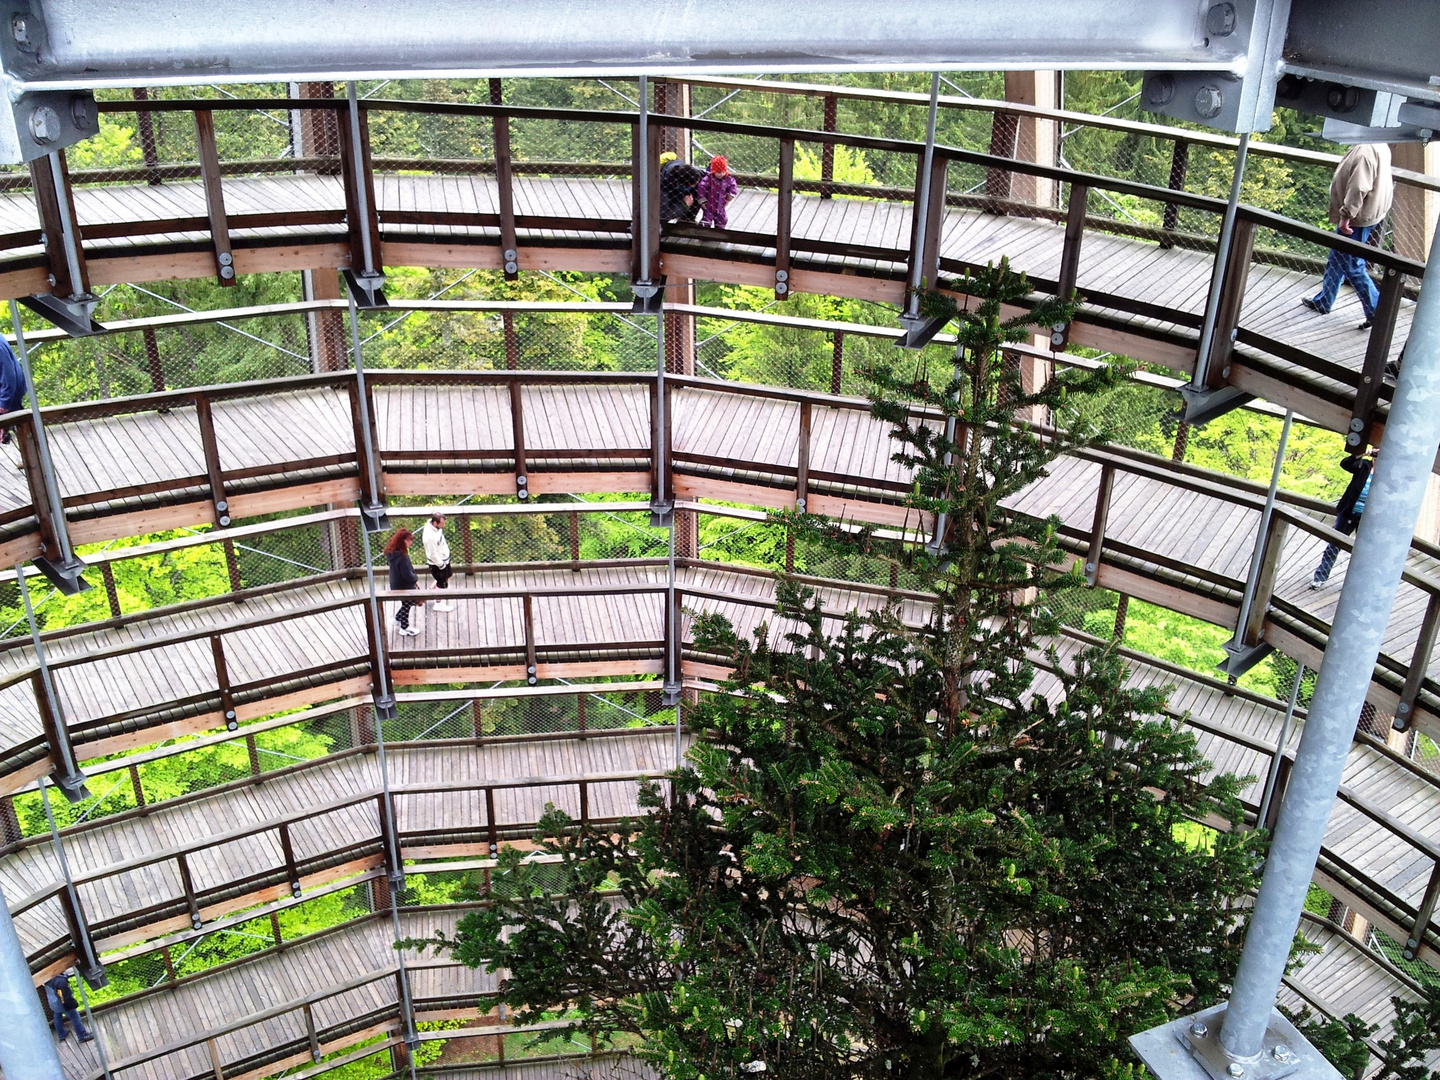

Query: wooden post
left=830, top=332, right=844, bottom=395
left=1242, top=517, right=1289, bottom=646
left=99, top=561, right=122, bottom=617
left=775, top=139, right=794, bottom=300
left=304, top=1002, right=322, bottom=1062
left=177, top=851, right=203, bottom=928
left=347, top=378, right=385, bottom=508
left=29, top=149, right=90, bottom=299
left=985, top=110, right=1020, bottom=205
left=1161, top=138, right=1190, bottom=246
left=501, top=310, right=519, bottom=369
left=193, top=110, right=236, bottom=287
left=31, top=670, right=82, bottom=793
left=820, top=93, right=838, bottom=199
left=1172, top=420, right=1191, bottom=462
left=1084, top=464, right=1115, bottom=585
left=195, top=395, right=230, bottom=527
left=1113, top=593, right=1130, bottom=640
left=796, top=401, right=811, bottom=512
left=522, top=594, right=538, bottom=685
left=1349, top=266, right=1406, bottom=450
left=485, top=787, right=498, bottom=855
left=509, top=378, right=527, bottom=498
left=569, top=510, right=581, bottom=571
left=223, top=539, right=242, bottom=592
left=915, top=153, right=949, bottom=294
left=1402, top=860, right=1440, bottom=960
left=577, top=694, right=587, bottom=735
left=211, top=634, right=237, bottom=729
left=1054, top=183, right=1088, bottom=346
left=207, top=1037, right=226, bottom=1080
left=578, top=780, right=589, bottom=827
left=1262, top=754, right=1292, bottom=832
left=1396, top=592, right=1440, bottom=730
left=142, top=327, right=166, bottom=394
left=1001, top=71, right=1060, bottom=208
left=15, top=417, right=68, bottom=568
left=1202, top=216, right=1257, bottom=388
left=490, top=79, right=518, bottom=281
left=278, top=820, right=302, bottom=894
left=461, top=513, right=474, bottom=566
left=337, top=97, right=383, bottom=282
left=132, top=87, right=161, bottom=184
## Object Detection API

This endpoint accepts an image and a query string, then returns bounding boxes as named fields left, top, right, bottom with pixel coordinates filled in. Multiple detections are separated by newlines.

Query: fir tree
left=428, top=261, right=1263, bottom=1079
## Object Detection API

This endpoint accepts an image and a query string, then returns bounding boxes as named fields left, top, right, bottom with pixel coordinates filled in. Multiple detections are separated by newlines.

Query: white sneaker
left=1307, top=579, right=1323, bottom=590
left=400, top=627, right=420, bottom=637
left=434, top=602, right=455, bottom=612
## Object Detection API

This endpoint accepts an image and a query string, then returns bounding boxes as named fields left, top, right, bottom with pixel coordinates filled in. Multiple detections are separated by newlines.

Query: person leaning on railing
left=1300, top=143, right=1394, bottom=330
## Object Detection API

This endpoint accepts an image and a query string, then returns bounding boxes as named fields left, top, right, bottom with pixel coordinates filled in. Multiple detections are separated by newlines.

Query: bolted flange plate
left=1130, top=1004, right=1343, bottom=1080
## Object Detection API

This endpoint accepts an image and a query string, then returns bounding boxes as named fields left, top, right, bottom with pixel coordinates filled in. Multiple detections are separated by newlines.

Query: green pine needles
left=424, top=261, right=1266, bottom=1079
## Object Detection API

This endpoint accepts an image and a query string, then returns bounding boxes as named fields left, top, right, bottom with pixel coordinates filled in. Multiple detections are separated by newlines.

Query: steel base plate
left=1130, top=1004, right=1343, bottom=1080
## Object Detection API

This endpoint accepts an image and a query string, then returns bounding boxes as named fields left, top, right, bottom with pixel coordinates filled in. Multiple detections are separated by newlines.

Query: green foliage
left=437, top=262, right=1262, bottom=1080
left=1286, top=986, right=1440, bottom=1080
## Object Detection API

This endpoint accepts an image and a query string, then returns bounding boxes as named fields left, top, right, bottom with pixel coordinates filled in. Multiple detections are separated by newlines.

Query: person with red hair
left=695, top=155, right=738, bottom=229
left=384, top=527, right=420, bottom=636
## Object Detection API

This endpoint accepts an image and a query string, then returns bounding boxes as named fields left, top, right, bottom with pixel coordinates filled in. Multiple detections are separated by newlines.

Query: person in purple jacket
left=695, top=155, right=738, bottom=229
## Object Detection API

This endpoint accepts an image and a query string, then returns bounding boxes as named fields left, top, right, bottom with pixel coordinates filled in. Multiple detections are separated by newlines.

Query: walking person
left=695, top=155, right=738, bottom=229
left=0, top=335, right=26, bottom=445
left=1300, top=142, right=1393, bottom=329
left=384, top=527, right=420, bottom=636
left=422, top=512, right=455, bottom=613
left=44, top=972, right=94, bottom=1043
left=1310, top=448, right=1376, bottom=588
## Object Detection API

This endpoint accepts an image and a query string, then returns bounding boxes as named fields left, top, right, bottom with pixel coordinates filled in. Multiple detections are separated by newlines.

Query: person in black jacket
left=385, top=527, right=420, bottom=636
left=43, top=972, right=93, bottom=1043
left=659, top=153, right=702, bottom=224
left=0, top=337, right=25, bottom=445
left=1311, top=449, right=1376, bottom=587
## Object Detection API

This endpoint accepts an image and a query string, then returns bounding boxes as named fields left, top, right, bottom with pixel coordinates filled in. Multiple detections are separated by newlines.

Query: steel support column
left=1133, top=217, right=1440, bottom=1080
left=0, top=880, right=66, bottom=1080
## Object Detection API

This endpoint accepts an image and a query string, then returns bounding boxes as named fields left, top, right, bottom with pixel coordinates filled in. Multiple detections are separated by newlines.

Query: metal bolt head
left=504, top=261, right=518, bottom=274
left=69, top=95, right=96, bottom=131
left=28, top=105, right=60, bottom=144
left=1205, top=3, right=1238, bottom=36
left=1228, top=1064, right=1244, bottom=1078
left=1194, top=85, right=1225, bottom=119
left=1146, top=74, right=1175, bottom=107
left=1272, top=1044, right=1294, bottom=1063
left=1190, top=1022, right=1208, bottom=1038
left=10, top=14, right=27, bottom=43
left=219, top=265, right=236, bottom=280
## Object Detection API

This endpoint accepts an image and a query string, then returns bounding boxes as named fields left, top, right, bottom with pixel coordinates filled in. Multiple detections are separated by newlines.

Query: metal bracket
left=662, top=682, right=682, bottom=707
left=18, top=292, right=103, bottom=337
left=1180, top=384, right=1255, bottom=425
left=52, top=766, right=91, bottom=804
left=896, top=313, right=950, bottom=350
left=359, top=500, right=390, bottom=534
left=372, top=692, right=398, bottom=722
left=32, top=553, right=89, bottom=597
left=1130, top=1004, right=1342, bottom=1080
left=631, top=278, right=664, bottom=314
left=342, top=268, right=387, bottom=309
left=1218, top=638, right=1273, bottom=678
left=649, top=501, right=673, bottom=528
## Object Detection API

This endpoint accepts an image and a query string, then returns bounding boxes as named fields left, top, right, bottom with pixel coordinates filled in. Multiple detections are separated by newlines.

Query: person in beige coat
left=1300, top=142, right=1393, bottom=329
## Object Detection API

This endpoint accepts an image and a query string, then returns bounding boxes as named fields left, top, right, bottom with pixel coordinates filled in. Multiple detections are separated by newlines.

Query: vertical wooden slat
left=509, top=378, right=527, bottom=498
left=278, top=820, right=301, bottom=893
left=522, top=594, right=538, bottom=684
left=775, top=138, right=794, bottom=300
left=796, top=401, right=811, bottom=513
left=1262, top=755, right=1292, bottom=833
left=830, top=331, right=844, bottom=395
left=28, top=149, right=88, bottom=298
left=193, top=109, right=235, bottom=287
left=337, top=97, right=383, bottom=279
left=501, top=310, right=519, bottom=369
left=132, top=87, right=161, bottom=184
left=1056, top=184, right=1089, bottom=303
left=490, top=79, right=518, bottom=281
left=347, top=378, right=384, bottom=507
left=569, top=510, right=581, bottom=571
left=211, top=634, right=237, bottom=729
left=1242, top=517, right=1288, bottom=646
left=485, top=787, right=498, bottom=854
left=1084, top=464, right=1115, bottom=586
left=1396, top=592, right=1440, bottom=730
left=245, top=733, right=261, bottom=777
left=1402, top=860, right=1440, bottom=960
left=16, top=418, right=64, bottom=565
left=1349, top=266, right=1406, bottom=451
left=918, top=153, right=949, bottom=293
left=142, top=326, right=166, bottom=394
left=177, top=851, right=203, bottom=928
left=223, top=539, right=242, bottom=592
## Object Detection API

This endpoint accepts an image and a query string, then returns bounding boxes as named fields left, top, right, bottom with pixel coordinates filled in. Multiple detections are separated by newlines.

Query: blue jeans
left=1310, top=223, right=1379, bottom=320
left=1314, top=509, right=1361, bottom=584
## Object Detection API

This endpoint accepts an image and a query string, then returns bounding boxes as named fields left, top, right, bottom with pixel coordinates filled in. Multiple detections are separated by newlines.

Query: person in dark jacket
left=0, top=336, right=26, bottom=445
left=385, top=527, right=420, bottom=636
left=1311, top=449, right=1376, bottom=587
left=659, top=152, right=702, bottom=224
left=44, top=972, right=93, bottom=1043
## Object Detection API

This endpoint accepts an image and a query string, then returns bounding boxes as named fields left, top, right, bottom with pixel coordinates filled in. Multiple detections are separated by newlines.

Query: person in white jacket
left=421, top=513, right=455, bottom=613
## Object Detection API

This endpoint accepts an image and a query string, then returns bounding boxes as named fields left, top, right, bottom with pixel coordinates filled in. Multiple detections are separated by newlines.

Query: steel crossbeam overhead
left=0, top=0, right=1432, bottom=163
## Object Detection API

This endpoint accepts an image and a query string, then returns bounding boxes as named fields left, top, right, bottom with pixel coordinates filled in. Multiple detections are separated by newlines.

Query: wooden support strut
left=177, top=850, right=203, bottom=928
left=649, top=378, right=665, bottom=507
left=278, top=820, right=302, bottom=896
left=1054, top=183, right=1089, bottom=346
left=336, top=97, right=383, bottom=281
left=1403, top=860, right=1440, bottom=960
left=211, top=634, right=237, bottom=730
left=30, top=669, right=83, bottom=791
left=1396, top=591, right=1440, bottom=730
left=1349, top=266, right=1405, bottom=450
left=1202, top=215, right=1257, bottom=389
left=15, top=416, right=67, bottom=569
left=796, top=400, right=811, bottom=512
left=1262, top=753, right=1293, bottom=833
left=485, top=787, right=498, bottom=855
left=195, top=395, right=230, bottom=527
left=819, top=93, right=838, bottom=200
left=1160, top=138, right=1190, bottom=246
left=347, top=377, right=385, bottom=508
left=490, top=79, right=519, bottom=281
left=303, top=1002, right=322, bottom=1062
left=1241, top=515, right=1289, bottom=647
left=916, top=153, right=949, bottom=295
left=28, top=148, right=89, bottom=299
left=522, top=593, right=538, bottom=685
left=830, top=331, right=844, bottom=395
left=775, top=138, right=794, bottom=300
left=1084, top=464, right=1115, bottom=586
left=510, top=378, right=527, bottom=499
left=193, top=110, right=236, bottom=287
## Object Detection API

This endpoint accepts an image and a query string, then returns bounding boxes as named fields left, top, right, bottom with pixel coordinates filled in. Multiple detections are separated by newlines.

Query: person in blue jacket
left=44, top=972, right=94, bottom=1042
left=0, top=336, right=25, bottom=444
left=1311, top=449, right=1376, bottom=587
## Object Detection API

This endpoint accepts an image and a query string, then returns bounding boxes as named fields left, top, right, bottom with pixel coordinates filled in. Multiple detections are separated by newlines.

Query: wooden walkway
left=0, top=171, right=1405, bottom=420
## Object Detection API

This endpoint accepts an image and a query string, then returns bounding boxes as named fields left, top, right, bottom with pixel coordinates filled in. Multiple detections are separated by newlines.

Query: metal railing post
left=902, top=72, right=941, bottom=325
left=9, top=300, right=88, bottom=593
